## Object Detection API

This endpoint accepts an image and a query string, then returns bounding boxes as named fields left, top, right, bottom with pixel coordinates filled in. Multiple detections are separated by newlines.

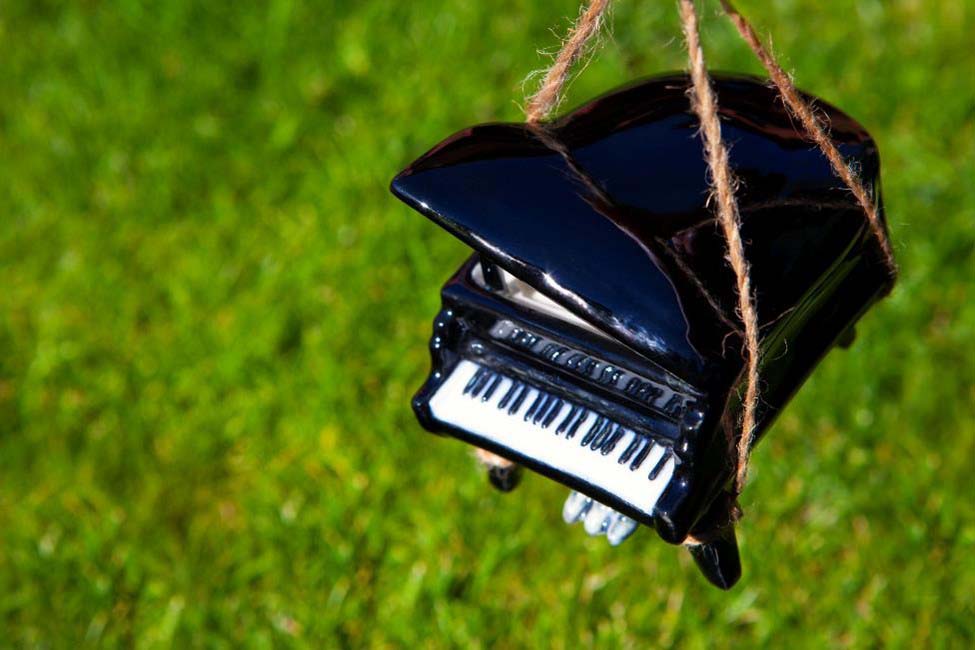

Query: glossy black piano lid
left=391, top=73, right=892, bottom=405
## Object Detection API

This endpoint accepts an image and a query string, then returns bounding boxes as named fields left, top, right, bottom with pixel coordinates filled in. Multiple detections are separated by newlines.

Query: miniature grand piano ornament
left=390, top=74, right=894, bottom=589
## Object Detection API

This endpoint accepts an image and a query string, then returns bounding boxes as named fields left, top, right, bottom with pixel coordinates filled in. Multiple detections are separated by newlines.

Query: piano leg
left=488, top=464, right=522, bottom=492
left=684, top=492, right=742, bottom=589
left=686, top=526, right=741, bottom=590
left=475, top=448, right=522, bottom=492
left=836, top=324, right=857, bottom=349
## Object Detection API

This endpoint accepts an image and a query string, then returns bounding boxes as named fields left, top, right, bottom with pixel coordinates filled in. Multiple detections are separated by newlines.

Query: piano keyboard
left=428, top=359, right=676, bottom=519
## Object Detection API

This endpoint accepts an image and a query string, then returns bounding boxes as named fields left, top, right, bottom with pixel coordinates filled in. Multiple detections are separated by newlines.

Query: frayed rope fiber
left=525, top=0, right=611, bottom=124
left=524, top=0, right=895, bottom=501
left=718, top=0, right=897, bottom=281
left=677, top=0, right=760, bottom=495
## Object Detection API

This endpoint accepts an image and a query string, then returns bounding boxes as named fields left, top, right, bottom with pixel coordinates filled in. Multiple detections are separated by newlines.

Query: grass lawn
left=0, top=0, right=972, bottom=646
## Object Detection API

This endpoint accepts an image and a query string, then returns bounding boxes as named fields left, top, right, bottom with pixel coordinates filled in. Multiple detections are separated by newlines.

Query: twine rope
left=718, top=0, right=897, bottom=280
left=525, top=0, right=895, bottom=504
left=525, top=0, right=611, bottom=124
left=678, top=0, right=760, bottom=494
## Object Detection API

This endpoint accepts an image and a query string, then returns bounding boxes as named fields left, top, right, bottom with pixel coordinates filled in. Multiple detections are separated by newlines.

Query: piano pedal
left=561, top=490, right=593, bottom=523
left=606, top=514, right=639, bottom=546
left=562, top=490, right=639, bottom=546
left=475, top=448, right=522, bottom=492
left=583, top=501, right=615, bottom=535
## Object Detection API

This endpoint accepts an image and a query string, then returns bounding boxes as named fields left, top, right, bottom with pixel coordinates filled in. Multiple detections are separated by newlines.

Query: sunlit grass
left=0, top=0, right=972, bottom=646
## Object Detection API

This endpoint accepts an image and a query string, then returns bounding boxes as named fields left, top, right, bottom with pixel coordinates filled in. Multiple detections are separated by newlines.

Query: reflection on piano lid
left=390, top=73, right=894, bottom=589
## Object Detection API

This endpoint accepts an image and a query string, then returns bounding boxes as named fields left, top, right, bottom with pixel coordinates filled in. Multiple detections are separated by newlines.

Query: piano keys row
left=462, top=364, right=674, bottom=481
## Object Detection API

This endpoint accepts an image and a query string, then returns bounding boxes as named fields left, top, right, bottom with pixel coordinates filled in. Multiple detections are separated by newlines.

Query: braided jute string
left=525, top=0, right=895, bottom=503
left=718, top=0, right=897, bottom=281
left=525, top=0, right=611, bottom=124
left=677, top=0, right=760, bottom=495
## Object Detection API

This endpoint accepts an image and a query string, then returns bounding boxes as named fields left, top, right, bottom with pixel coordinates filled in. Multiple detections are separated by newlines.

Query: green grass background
left=0, top=0, right=972, bottom=646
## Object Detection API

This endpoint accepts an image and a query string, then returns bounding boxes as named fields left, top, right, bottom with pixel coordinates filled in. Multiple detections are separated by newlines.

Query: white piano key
left=428, top=360, right=676, bottom=520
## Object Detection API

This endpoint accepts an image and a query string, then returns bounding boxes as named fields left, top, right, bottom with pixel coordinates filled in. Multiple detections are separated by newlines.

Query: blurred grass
left=0, top=0, right=972, bottom=646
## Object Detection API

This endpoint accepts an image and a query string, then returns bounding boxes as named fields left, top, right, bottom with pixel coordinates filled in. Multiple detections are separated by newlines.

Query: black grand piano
left=390, top=73, right=893, bottom=589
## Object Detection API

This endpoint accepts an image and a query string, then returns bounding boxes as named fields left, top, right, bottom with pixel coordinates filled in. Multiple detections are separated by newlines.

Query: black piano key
left=565, top=353, right=584, bottom=369
left=589, top=419, right=613, bottom=450
left=638, top=384, right=663, bottom=405
left=497, top=381, right=520, bottom=411
left=630, top=439, right=653, bottom=470
left=556, top=405, right=580, bottom=435
left=580, top=416, right=605, bottom=446
left=541, top=399, right=564, bottom=428
left=532, top=394, right=554, bottom=425
left=618, top=436, right=642, bottom=464
left=600, top=426, right=625, bottom=455
left=469, top=369, right=493, bottom=398
left=582, top=359, right=599, bottom=376
left=464, top=367, right=487, bottom=395
left=481, top=373, right=503, bottom=402
left=662, top=394, right=685, bottom=418
left=625, top=377, right=640, bottom=395
left=648, top=447, right=673, bottom=481
left=549, top=346, right=568, bottom=361
left=524, top=392, right=548, bottom=422
left=508, top=384, right=529, bottom=415
left=566, top=409, right=588, bottom=439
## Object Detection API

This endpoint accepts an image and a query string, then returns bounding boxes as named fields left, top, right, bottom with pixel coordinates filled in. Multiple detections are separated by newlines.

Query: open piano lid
left=391, top=73, right=891, bottom=390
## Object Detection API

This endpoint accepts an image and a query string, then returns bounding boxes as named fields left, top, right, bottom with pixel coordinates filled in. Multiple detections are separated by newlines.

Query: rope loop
left=525, top=0, right=896, bottom=499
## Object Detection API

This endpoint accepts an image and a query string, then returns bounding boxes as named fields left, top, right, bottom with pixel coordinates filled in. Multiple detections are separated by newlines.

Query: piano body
left=390, top=74, right=894, bottom=589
